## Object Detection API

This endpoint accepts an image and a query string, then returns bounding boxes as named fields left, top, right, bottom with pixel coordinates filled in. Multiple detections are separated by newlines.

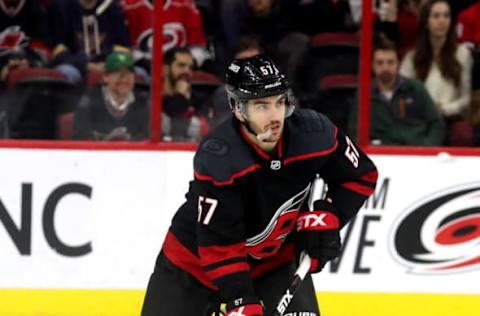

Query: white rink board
left=316, top=154, right=480, bottom=294
left=0, top=149, right=479, bottom=294
left=0, top=148, right=192, bottom=289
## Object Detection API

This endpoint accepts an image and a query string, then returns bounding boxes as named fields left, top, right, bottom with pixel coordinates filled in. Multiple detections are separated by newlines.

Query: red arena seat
left=310, top=32, right=359, bottom=48
left=8, top=67, right=68, bottom=90
left=191, top=71, right=222, bottom=87
left=319, top=74, right=358, bottom=90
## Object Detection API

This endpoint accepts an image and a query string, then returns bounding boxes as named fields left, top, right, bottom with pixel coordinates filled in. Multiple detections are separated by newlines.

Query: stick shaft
left=271, top=254, right=311, bottom=316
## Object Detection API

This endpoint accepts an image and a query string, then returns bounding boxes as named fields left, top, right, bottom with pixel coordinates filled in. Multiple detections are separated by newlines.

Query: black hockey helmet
left=225, top=54, right=295, bottom=117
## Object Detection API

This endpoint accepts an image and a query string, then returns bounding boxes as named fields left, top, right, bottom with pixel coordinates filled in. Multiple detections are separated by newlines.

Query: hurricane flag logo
left=390, top=183, right=480, bottom=274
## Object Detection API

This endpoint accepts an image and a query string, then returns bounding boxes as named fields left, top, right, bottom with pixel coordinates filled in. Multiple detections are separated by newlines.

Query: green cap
left=105, top=51, right=134, bottom=72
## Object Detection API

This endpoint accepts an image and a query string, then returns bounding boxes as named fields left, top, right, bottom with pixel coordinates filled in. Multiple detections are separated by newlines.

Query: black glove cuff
left=226, top=296, right=261, bottom=311
left=312, top=200, right=337, bottom=214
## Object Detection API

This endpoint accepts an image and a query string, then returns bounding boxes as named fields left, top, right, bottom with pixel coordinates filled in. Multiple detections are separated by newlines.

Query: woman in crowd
left=400, top=0, right=473, bottom=125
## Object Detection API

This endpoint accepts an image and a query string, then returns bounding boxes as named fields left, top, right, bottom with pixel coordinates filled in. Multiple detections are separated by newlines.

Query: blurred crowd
left=0, top=0, right=479, bottom=145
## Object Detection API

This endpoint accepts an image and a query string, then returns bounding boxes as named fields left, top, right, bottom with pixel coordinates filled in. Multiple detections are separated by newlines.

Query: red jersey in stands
left=121, top=0, right=153, bottom=48
left=456, top=2, right=480, bottom=50
left=163, top=0, right=207, bottom=51
left=121, top=0, right=206, bottom=52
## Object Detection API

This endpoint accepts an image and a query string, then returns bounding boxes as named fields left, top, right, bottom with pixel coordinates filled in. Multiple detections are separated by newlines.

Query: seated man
left=348, top=39, right=445, bottom=146
left=162, top=46, right=209, bottom=141
left=0, top=47, right=30, bottom=88
left=73, top=51, right=149, bottom=140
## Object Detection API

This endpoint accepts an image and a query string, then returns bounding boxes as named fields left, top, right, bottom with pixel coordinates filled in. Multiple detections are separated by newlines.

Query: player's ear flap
left=233, top=109, right=246, bottom=122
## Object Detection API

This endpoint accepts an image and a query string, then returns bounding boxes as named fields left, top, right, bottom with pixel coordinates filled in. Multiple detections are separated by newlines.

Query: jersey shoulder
left=285, top=109, right=338, bottom=158
left=193, top=119, right=256, bottom=185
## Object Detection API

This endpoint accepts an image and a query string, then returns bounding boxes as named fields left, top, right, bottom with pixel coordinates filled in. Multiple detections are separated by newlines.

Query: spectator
left=375, top=0, right=427, bottom=59
left=220, top=0, right=287, bottom=50
left=349, top=39, right=445, bottom=146
left=400, top=0, right=473, bottom=120
left=162, top=46, right=208, bottom=141
left=446, top=90, right=480, bottom=146
left=120, top=0, right=210, bottom=72
left=0, top=0, right=51, bottom=60
left=219, top=0, right=309, bottom=80
left=456, top=0, right=480, bottom=50
left=282, top=0, right=355, bottom=35
left=0, top=36, right=33, bottom=137
left=210, top=35, right=265, bottom=127
left=0, top=27, right=30, bottom=134
left=48, top=0, right=131, bottom=84
left=456, top=0, right=480, bottom=91
left=120, top=0, right=152, bottom=78
left=0, top=47, right=30, bottom=89
left=449, top=0, right=478, bottom=20
left=348, top=0, right=362, bottom=26
left=194, top=0, right=218, bottom=38
left=73, top=51, right=149, bottom=140
left=441, top=90, right=480, bottom=146
left=0, top=25, right=47, bottom=71
left=163, top=0, right=207, bottom=51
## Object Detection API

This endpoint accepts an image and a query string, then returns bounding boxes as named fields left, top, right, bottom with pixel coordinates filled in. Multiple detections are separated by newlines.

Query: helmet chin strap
left=240, top=116, right=274, bottom=142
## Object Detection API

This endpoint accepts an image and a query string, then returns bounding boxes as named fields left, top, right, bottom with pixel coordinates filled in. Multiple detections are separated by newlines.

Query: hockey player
left=141, top=54, right=378, bottom=316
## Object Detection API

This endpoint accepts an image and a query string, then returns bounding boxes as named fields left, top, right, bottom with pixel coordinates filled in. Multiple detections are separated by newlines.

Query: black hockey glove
left=225, top=296, right=264, bottom=316
left=295, top=200, right=341, bottom=273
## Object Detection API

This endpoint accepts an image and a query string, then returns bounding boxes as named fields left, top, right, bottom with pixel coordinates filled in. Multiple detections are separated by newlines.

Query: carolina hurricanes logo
left=0, top=25, right=29, bottom=57
left=246, top=184, right=310, bottom=259
left=137, top=29, right=153, bottom=52
left=163, top=22, right=187, bottom=51
left=390, top=183, right=480, bottom=274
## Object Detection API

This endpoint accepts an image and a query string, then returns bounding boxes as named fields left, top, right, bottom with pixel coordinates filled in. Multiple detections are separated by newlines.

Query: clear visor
left=231, top=89, right=296, bottom=118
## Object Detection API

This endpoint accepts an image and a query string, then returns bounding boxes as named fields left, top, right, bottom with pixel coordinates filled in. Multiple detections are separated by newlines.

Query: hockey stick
left=271, top=253, right=312, bottom=316
left=209, top=254, right=311, bottom=316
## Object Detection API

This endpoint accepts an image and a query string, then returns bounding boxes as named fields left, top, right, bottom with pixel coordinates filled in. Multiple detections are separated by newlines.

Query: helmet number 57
left=260, top=65, right=276, bottom=75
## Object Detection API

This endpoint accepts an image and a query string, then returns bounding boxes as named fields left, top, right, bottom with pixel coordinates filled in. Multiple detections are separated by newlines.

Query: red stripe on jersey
left=251, top=243, right=295, bottom=279
left=284, top=127, right=338, bottom=165
left=283, top=143, right=338, bottom=165
left=199, top=242, right=247, bottom=267
left=239, top=126, right=270, bottom=160
left=239, top=123, right=283, bottom=159
left=341, top=181, right=375, bottom=196
left=361, top=170, right=379, bottom=184
left=205, top=262, right=250, bottom=280
left=162, top=231, right=217, bottom=289
left=194, top=164, right=262, bottom=186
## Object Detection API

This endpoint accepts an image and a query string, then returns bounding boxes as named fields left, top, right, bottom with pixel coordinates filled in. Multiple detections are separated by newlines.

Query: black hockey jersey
left=162, top=109, right=378, bottom=301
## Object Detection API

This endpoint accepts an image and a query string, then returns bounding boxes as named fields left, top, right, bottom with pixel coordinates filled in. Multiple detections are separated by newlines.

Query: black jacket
left=73, top=84, right=149, bottom=140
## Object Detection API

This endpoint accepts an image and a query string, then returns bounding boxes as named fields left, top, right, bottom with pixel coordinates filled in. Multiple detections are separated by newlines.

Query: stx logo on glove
left=296, top=211, right=339, bottom=231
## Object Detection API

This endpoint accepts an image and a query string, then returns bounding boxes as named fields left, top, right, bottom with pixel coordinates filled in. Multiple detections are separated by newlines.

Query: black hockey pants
left=141, top=252, right=320, bottom=316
